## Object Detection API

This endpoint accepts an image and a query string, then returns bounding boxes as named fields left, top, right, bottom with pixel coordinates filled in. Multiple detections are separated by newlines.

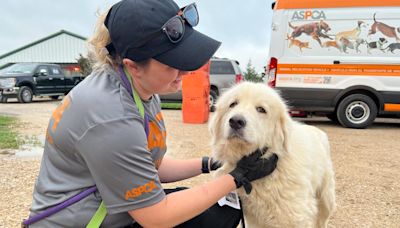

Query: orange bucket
left=182, top=61, right=210, bottom=124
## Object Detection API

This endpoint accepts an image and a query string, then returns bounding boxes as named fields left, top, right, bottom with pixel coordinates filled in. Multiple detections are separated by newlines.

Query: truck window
left=49, top=66, right=62, bottom=76
left=36, top=66, right=49, bottom=75
left=210, top=61, right=235, bottom=74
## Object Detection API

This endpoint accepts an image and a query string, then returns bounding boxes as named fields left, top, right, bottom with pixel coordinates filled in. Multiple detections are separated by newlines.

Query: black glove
left=230, top=148, right=278, bottom=194
left=202, top=156, right=222, bottom=173
left=210, top=157, right=222, bottom=171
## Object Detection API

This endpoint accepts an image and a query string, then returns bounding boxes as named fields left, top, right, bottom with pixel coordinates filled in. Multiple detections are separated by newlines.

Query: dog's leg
left=316, top=171, right=336, bottom=228
left=369, top=23, right=377, bottom=36
left=343, top=45, right=348, bottom=53
left=312, top=33, right=323, bottom=47
left=356, top=44, right=361, bottom=53
left=320, top=33, right=332, bottom=40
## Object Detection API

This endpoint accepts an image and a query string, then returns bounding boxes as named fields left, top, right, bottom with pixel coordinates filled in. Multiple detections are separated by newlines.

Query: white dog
left=210, top=82, right=336, bottom=228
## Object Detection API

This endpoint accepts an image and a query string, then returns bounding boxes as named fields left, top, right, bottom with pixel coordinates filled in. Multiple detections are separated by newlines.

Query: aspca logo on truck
left=292, top=10, right=326, bottom=21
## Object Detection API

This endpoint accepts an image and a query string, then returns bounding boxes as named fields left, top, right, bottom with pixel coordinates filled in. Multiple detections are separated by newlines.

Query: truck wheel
left=50, top=95, right=59, bottom=100
left=18, top=86, right=33, bottom=103
left=337, top=94, right=377, bottom=129
left=209, top=90, right=218, bottom=112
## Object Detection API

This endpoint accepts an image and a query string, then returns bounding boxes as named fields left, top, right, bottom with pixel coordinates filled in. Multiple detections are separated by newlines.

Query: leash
left=86, top=65, right=149, bottom=227
left=22, top=66, right=149, bottom=227
left=239, top=197, right=246, bottom=228
left=22, top=186, right=98, bottom=227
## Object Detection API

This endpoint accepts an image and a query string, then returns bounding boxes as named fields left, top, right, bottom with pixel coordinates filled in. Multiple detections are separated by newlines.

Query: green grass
left=0, top=116, right=19, bottom=149
left=161, top=102, right=182, bottom=109
left=19, top=135, right=42, bottom=147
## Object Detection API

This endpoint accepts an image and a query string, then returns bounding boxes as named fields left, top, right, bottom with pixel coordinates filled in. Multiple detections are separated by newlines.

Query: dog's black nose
left=229, top=115, right=246, bottom=130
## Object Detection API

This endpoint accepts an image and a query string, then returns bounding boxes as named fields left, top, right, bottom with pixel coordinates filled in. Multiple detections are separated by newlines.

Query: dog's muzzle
left=229, top=115, right=246, bottom=130
left=228, top=115, right=246, bottom=139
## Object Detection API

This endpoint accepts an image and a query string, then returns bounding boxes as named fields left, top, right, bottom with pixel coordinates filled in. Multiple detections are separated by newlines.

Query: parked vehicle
left=159, top=57, right=243, bottom=109
left=0, top=63, right=84, bottom=103
left=266, top=0, right=400, bottom=128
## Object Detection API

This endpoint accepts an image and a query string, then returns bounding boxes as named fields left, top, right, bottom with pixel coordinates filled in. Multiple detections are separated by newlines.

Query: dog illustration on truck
left=266, top=0, right=400, bottom=129
left=286, top=11, right=400, bottom=54
left=288, top=20, right=332, bottom=46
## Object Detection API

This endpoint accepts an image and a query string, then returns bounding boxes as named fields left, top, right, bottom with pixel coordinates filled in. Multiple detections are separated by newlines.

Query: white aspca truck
left=266, top=0, right=400, bottom=128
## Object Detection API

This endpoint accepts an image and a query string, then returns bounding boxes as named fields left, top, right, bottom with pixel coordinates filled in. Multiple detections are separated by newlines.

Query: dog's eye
left=229, top=101, right=238, bottom=108
left=256, top=106, right=267, bottom=114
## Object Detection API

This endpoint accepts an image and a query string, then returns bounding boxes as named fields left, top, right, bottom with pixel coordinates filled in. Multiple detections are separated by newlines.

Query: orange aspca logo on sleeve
left=46, top=95, right=71, bottom=145
left=147, top=112, right=167, bottom=151
left=51, top=95, right=71, bottom=132
left=125, top=180, right=158, bottom=200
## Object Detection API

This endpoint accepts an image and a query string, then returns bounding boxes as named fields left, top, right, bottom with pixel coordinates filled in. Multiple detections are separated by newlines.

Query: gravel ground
left=0, top=97, right=399, bottom=227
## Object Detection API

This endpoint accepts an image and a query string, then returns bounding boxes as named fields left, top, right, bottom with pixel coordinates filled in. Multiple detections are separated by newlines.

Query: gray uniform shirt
left=29, top=67, right=167, bottom=227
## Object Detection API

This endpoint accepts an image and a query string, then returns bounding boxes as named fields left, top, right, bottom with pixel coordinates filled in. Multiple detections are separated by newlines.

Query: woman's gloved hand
left=202, top=157, right=222, bottom=173
left=210, top=157, right=222, bottom=171
left=230, top=148, right=278, bottom=194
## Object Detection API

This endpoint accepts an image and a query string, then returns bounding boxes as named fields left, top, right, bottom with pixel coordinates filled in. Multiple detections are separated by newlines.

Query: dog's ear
left=272, top=111, right=291, bottom=152
left=208, top=105, right=222, bottom=139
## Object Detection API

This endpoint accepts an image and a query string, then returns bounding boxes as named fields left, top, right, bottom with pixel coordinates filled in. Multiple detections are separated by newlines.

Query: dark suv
left=0, top=63, right=83, bottom=103
left=159, top=57, right=243, bottom=108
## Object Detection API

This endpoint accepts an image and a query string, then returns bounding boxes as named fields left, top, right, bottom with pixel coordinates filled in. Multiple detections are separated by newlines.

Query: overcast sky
left=0, top=0, right=274, bottom=73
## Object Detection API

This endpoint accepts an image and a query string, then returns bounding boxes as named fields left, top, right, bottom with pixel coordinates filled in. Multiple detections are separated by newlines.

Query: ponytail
left=88, top=8, right=121, bottom=70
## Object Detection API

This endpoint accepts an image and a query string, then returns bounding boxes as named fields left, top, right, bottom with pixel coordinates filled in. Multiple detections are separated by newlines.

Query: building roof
left=0, top=30, right=88, bottom=68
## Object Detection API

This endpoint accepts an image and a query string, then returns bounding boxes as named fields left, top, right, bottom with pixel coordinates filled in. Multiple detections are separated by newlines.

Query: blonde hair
left=88, top=8, right=121, bottom=69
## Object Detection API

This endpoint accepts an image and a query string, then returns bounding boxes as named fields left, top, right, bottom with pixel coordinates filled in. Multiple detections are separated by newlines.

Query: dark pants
left=129, top=187, right=243, bottom=228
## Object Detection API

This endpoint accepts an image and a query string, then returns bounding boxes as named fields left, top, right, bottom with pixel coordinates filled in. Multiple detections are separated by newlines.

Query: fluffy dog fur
left=210, top=82, right=336, bottom=228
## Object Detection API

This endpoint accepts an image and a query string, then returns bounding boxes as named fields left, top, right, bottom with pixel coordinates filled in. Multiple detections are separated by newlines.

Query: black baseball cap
left=104, top=0, right=221, bottom=71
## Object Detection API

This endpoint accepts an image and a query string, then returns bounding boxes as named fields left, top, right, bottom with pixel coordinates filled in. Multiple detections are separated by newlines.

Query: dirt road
left=0, top=98, right=399, bottom=227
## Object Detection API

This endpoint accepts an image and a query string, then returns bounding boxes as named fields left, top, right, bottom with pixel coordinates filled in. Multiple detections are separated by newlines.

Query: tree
left=76, top=54, right=93, bottom=76
left=244, top=59, right=262, bottom=82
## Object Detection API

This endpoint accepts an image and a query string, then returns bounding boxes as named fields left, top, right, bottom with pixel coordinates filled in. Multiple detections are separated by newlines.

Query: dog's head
left=209, top=82, right=292, bottom=164
left=319, top=20, right=331, bottom=32
left=378, top=37, right=387, bottom=44
left=357, top=20, right=368, bottom=29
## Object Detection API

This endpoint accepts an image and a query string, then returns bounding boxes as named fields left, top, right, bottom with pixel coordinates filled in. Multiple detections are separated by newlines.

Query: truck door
left=34, top=65, right=52, bottom=94
left=48, top=65, right=66, bottom=93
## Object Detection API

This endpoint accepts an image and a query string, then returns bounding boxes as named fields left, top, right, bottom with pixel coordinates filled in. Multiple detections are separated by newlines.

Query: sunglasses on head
left=160, top=2, right=199, bottom=43
left=124, top=2, right=199, bottom=53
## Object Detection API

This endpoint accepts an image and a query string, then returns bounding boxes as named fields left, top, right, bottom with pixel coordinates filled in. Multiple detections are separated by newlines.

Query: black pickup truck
left=0, top=63, right=84, bottom=103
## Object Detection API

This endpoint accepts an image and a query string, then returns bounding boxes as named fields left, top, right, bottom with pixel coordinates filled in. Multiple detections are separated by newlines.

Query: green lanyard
left=86, top=66, right=146, bottom=228
left=123, top=66, right=145, bottom=119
